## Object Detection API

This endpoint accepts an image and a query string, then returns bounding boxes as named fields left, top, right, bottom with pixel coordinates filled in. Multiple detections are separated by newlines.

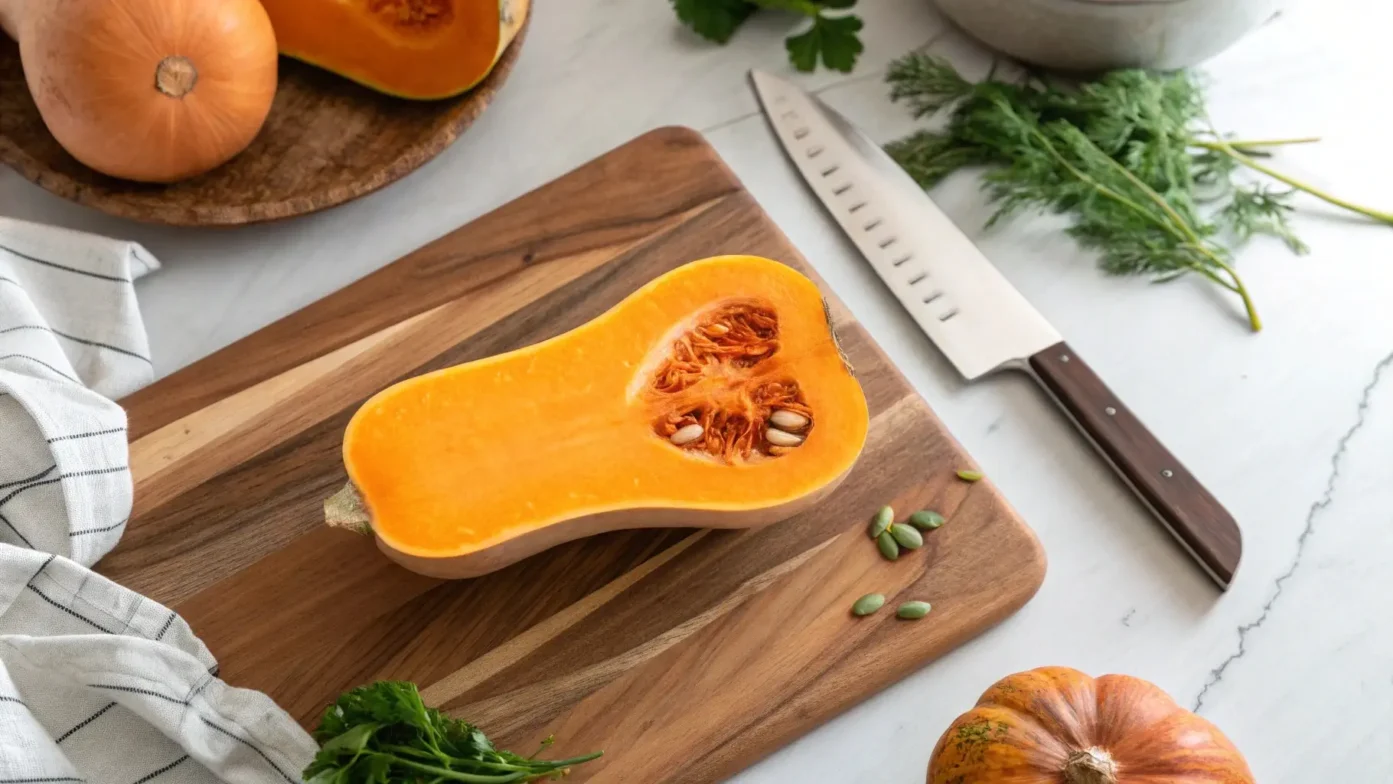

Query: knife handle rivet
left=1105, top=406, right=1117, bottom=416
left=1161, top=469, right=1174, bottom=478
left=1060, top=354, right=1071, bottom=363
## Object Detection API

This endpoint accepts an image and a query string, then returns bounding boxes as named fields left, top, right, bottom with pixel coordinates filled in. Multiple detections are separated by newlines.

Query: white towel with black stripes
left=0, top=217, right=318, bottom=783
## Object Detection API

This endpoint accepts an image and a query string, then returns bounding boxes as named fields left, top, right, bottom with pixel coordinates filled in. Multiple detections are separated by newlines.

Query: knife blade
left=750, top=69, right=1242, bottom=589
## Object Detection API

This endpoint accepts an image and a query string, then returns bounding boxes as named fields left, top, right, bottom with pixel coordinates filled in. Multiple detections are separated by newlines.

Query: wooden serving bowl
left=0, top=16, right=528, bottom=226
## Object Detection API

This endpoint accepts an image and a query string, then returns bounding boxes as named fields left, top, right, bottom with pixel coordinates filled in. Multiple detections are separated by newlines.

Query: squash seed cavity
left=649, top=303, right=815, bottom=463
left=370, top=0, right=454, bottom=28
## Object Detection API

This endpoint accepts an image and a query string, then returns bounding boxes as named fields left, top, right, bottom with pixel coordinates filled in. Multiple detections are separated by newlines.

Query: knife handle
left=1027, top=342, right=1241, bottom=588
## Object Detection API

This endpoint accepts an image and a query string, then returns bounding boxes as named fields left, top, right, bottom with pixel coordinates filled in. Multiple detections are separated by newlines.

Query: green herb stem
left=380, top=744, right=453, bottom=762
left=1027, top=127, right=1181, bottom=241
left=1212, top=136, right=1321, bottom=148
left=1025, top=125, right=1261, bottom=330
left=1194, top=139, right=1393, bottom=225
left=394, top=759, right=528, bottom=783
left=750, top=0, right=821, bottom=17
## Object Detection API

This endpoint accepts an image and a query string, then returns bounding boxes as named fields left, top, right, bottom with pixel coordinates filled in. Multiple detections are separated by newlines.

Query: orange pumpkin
left=0, top=0, right=278, bottom=183
left=930, top=667, right=1255, bottom=784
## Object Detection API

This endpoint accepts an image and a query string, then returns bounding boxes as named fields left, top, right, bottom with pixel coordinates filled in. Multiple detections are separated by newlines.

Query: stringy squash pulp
left=338, top=256, right=869, bottom=577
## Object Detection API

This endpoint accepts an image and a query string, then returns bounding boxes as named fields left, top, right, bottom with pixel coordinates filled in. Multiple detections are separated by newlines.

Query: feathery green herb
left=304, top=681, right=601, bottom=783
left=884, top=54, right=1392, bottom=331
left=671, top=0, right=863, bottom=72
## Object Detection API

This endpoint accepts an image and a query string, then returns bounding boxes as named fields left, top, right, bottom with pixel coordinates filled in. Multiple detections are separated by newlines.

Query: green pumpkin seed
left=909, top=510, right=945, bottom=531
left=867, top=505, right=894, bottom=539
left=876, top=530, right=900, bottom=560
left=896, top=600, right=932, bottom=620
left=956, top=469, right=983, bottom=482
left=889, top=523, right=923, bottom=549
left=851, top=593, right=886, bottom=616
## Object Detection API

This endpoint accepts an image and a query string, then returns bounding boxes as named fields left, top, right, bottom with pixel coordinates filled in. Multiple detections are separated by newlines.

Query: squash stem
left=1063, top=747, right=1119, bottom=784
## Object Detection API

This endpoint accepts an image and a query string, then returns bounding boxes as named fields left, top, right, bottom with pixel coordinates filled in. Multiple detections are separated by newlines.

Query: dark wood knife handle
left=1028, top=342, right=1241, bottom=588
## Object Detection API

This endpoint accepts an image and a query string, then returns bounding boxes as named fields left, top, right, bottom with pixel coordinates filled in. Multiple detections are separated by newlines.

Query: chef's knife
left=750, top=69, right=1242, bottom=589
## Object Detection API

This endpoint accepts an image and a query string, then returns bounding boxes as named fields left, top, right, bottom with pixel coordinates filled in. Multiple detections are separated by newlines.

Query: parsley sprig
left=304, top=682, right=601, bottom=783
left=885, top=54, right=1392, bottom=331
left=671, top=0, right=864, bottom=72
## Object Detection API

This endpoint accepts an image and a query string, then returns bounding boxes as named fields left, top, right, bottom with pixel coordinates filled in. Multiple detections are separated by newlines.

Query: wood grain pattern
left=1029, top=341, right=1240, bottom=588
left=106, top=128, right=1047, bottom=782
left=0, top=17, right=527, bottom=225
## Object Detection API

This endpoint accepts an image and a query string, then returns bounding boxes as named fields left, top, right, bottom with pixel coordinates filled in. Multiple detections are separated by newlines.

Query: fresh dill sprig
left=884, top=54, right=1391, bottom=331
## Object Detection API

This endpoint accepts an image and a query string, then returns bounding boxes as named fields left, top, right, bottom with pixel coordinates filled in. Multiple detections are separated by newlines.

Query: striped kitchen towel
left=0, top=218, right=317, bottom=782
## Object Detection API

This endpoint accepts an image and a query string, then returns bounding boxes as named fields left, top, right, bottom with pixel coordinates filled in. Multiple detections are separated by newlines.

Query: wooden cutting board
left=106, top=127, right=1046, bottom=782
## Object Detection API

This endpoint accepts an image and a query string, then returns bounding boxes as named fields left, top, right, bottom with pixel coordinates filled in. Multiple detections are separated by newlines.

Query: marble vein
left=1191, top=346, right=1393, bottom=712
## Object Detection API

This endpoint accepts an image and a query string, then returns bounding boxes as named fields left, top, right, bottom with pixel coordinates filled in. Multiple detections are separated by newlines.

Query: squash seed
left=889, top=523, right=923, bottom=550
left=956, top=469, right=983, bottom=482
left=669, top=424, right=704, bottom=446
left=908, top=510, right=944, bottom=531
left=876, top=531, right=900, bottom=560
left=896, top=600, right=932, bottom=620
left=867, top=505, right=894, bottom=539
left=770, top=409, right=810, bottom=430
left=765, top=428, right=804, bottom=447
left=851, top=593, right=886, bottom=616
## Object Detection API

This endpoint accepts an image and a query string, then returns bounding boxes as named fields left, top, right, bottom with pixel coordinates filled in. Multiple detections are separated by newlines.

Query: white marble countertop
left=5, top=0, right=1393, bottom=780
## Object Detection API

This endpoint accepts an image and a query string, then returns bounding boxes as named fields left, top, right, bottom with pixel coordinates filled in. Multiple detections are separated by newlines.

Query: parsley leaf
left=671, top=0, right=757, bottom=44
left=304, top=681, right=601, bottom=783
left=787, top=14, right=864, bottom=73
left=670, top=0, right=863, bottom=72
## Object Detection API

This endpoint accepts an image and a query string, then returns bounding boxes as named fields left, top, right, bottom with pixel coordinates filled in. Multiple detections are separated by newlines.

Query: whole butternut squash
left=328, top=255, right=870, bottom=578
left=930, top=667, right=1256, bottom=784
left=260, top=0, right=530, bottom=100
left=0, top=0, right=278, bottom=183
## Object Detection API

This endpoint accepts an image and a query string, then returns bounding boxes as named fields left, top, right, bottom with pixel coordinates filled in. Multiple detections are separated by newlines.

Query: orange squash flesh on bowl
left=260, top=0, right=530, bottom=99
left=330, top=256, right=870, bottom=578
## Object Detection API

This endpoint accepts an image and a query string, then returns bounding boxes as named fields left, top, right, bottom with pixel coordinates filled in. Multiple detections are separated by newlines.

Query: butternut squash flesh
left=260, top=0, right=530, bottom=99
left=339, top=256, right=869, bottom=577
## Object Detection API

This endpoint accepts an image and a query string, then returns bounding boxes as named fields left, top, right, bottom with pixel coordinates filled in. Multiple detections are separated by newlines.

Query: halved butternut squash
left=260, top=0, right=529, bottom=99
left=329, top=255, right=870, bottom=578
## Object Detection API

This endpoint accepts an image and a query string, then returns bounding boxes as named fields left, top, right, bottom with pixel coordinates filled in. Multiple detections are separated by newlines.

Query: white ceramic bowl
left=934, top=0, right=1285, bottom=71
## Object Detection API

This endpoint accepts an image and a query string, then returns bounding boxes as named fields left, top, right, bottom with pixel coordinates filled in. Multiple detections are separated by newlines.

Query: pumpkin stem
left=1064, top=748, right=1119, bottom=784
left=155, top=56, right=199, bottom=98
left=325, top=483, right=373, bottom=535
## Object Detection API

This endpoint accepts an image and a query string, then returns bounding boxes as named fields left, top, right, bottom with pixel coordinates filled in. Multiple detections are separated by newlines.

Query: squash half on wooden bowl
left=327, top=255, right=871, bottom=578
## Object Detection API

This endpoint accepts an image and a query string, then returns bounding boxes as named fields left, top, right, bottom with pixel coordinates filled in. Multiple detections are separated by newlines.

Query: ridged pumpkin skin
left=260, top=0, right=530, bottom=99
left=338, top=256, right=869, bottom=578
left=0, top=0, right=278, bottom=183
left=930, top=667, right=1255, bottom=784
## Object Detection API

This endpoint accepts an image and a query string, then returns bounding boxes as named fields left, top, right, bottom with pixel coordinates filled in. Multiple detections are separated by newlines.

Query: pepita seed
left=889, top=523, right=924, bottom=550
left=867, top=505, right=894, bottom=539
left=669, top=424, right=704, bottom=446
left=770, top=409, right=810, bottom=430
left=706, top=323, right=729, bottom=335
left=768, top=445, right=793, bottom=456
left=909, top=510, right=945, bottom=531
left=896, top=600, right=932, bottom=620
left=766, top=428, right=804, bottom=447
left=851, top=593, right=886, bottom=616
left=956, top=469, right=984, bottom=482
left=876, top=531, right=900, bottom=560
